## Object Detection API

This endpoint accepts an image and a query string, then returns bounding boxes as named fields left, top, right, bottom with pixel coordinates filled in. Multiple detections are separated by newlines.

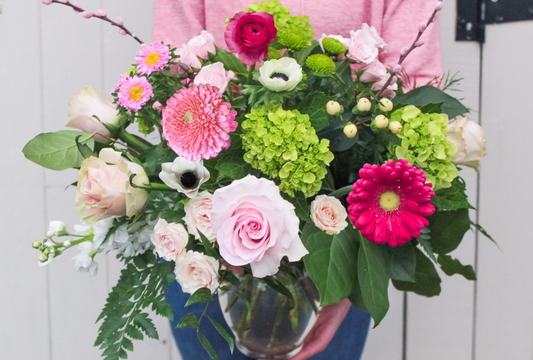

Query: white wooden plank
left=475, top=21, right=533, bottom=360
left=0, top=1, right=51, bottom=359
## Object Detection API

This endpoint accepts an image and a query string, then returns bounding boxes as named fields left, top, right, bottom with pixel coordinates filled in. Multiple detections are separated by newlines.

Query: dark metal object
left=456, top=0, right=533, bottom=42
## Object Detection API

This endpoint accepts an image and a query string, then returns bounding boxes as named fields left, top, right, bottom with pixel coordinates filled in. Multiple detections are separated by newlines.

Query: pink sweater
left=153, top=0, right=442, bottom=86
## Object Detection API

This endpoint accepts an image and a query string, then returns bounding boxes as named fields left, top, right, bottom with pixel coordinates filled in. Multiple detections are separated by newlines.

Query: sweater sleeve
left=153, top=0, right=206, bottom=48
left=380, top=0, right=443, bottom=88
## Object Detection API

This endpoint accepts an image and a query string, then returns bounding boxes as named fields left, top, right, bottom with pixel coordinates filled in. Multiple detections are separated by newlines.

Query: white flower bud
left=32, top=241, right=41, bottom=249
left=375, top=115, right=389, bottom=128
left=326, top=101, right=342, bottom=115
left=63, top=240, right=72, bottom=247
left=389, top=121, right=402, bottom=134
left=379, top=98, right=393, bottom=112
left=39, top=253, right=48, bottom=262
left=344, top=124, right=358, bottom=138
left=46, top=230, right=55, bottom=238
left=357, top=98, right=371, bottom=112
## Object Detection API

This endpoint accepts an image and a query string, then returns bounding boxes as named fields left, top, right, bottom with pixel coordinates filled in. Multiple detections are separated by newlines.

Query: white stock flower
left=159, top=157, right=210, bottom=199
left=310, top=195, right=349, bottom=235
left=46, top=220, right=67, bottom=237
left=150, top=219, right=189, bottom=261
left=175, top=251, right=220, bottom=294
left=447, top=115, right=487, bottom=171
left=258, top=58, right=303, bottom=92
left=71, top=218, right=114, bottom=276
left=109, top=218, right=155, bottom=257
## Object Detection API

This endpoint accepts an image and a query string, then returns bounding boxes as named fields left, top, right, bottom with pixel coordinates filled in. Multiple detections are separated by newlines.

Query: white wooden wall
left=0, top=1, right=531, bottom=359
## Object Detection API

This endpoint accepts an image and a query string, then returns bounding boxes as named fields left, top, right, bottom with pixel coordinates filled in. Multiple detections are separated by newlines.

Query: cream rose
left=183, top=191, right=215, bottom=242
left=175, top=250, right=220, bottom=294
left=150, top=219, right=189, bottom=261
left=310, top=195, right=349, bottom=235
left=447, top=115, right=487, bottom=171
left=194, top=62, right=236, bottom=93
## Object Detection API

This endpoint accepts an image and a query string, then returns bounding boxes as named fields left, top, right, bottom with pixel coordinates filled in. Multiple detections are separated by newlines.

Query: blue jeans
left=167, top=281, right=371, bottom=359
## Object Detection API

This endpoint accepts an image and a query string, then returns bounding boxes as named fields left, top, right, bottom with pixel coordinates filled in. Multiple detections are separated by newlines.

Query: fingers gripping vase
left=218, top=271, right=320, bottom=360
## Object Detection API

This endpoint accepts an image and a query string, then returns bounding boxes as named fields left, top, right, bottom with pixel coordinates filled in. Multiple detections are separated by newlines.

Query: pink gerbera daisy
left=347, top=159, right=435, bottom=247
left=135, top=42, right=171, bottom=75
left=116, top=76, right=154, bottom=112
left=162, top=84, right=238, bottom=160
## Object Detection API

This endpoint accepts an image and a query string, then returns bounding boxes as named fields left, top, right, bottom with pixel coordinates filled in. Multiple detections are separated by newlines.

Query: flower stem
left=118, top=128, right=152, bottom=152
left=329, top=185, right=353, bottom=198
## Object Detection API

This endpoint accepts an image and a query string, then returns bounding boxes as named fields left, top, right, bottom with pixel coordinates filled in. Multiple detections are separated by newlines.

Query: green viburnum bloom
left=267, top=47, right=282, bottom=60
left=390, top=105, right=459, bottom=190
left=241, top=105, right=334, bottom=197
left=306, top=54, right=336, bottom=73
left=322, top=37, right=347, bottom=55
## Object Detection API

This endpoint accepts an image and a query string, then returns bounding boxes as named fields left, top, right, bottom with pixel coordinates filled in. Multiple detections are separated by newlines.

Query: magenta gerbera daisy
left=135, top=42, right=171, bottom=75
left=347, top=159, right=435, bottom=247
left=116, top=76, right=154, bottom=112
left=162, top=84, right=238, bottom=160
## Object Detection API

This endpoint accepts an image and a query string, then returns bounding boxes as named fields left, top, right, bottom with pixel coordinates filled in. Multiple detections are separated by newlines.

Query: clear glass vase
left=218, top=270, right=320, bottom=360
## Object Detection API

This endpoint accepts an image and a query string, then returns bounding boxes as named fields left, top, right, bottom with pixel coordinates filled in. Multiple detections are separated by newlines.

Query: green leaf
left=418, top=102, right=443, bottom=114
left=298, top=91, right=337, bottom=131
left=121, top=337, right=134, bottom=352
left=213, top=48, right=248, bottom=77
left=348, top=280, right=369, bottom=313
left=471, top=221, right=500, bottom=249
left=281, top=191, right=311, bottom=223
left=197, top=332, right=219, bottom=360
left=388, top=242, right=416, bottom=282
left=432, top=177, right=475, bottom=211
left=134, top=312, right=159, bottom=340
left=358, top=237, right=390, bottom=327
left=23, top=130, right=95, bottom=170
left=220, top=270, right=241, bottom=290
left=198, top=230, right=220, bottom=260
left=317, top=118, right=358, bottom=152
left=125, top=325, right=144, bottom=340
left=176, top=313, right=200, bottom=329
left=206, top=315, right=235, bottom=354
left=216, top=135, right=262, bottom=180
left=393, top=86, right=469, bottom=119
left=185, top=287, right=214, bottom=307
left=75, top=135, right=96, bottom=158
left=438, top=254, right=477, bottom=280
left=302, top=223, right=359, bottom=306
left=293, top=40, right=321, bottom=66
left=336, top=59, right=353, bottom=86
left=427, top=208, right=471, bottom=255
left=393, top=247, right=442, bottom=297
left=417, top=231, right=438, bottom=264
left=263, top=276, right=295, bottom=304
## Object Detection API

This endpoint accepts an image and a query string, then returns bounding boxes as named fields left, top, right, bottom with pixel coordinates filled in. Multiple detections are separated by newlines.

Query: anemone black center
left=270, top=72, right=289, bottom=81
left=180, top=172, right=197, bottom=188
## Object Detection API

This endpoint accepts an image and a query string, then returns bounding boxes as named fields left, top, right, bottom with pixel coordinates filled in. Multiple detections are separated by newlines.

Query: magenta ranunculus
left=224, top=12, right=277, bottom=66
left=210, top=175, right=308, bottom=278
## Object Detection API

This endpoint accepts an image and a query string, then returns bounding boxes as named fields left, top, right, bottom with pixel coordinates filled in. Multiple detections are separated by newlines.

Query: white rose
left=150, top=219, right=189, bottom=261
left=310, top=195, right=349, bottom=235
left=159, top=157, right=210, bottom=198
left=447, top=115, right=487, bottom=171
left=347, top=30, right=379, bottom=64
left=194, top=62, right=236, bottom=93
left=175, top=251, right=220, bottom=294
left=258, top=58, right=303, bottom=92
left=183, top=191, right=215, bottom=242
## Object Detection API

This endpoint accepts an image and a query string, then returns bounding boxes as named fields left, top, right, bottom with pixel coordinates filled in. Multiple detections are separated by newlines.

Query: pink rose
left=347, top=30, right=379, bottom=64
left=359, top=60, right=397, bottom=97
left=447, top=115, right=487, bottom=171
left=176, top=31, right=216, bottom=73
left=175, top=251, right=220, bottom=294
left=210, top=175, right=308, bottom=278
left=225, top=12, right=277, bottom=66
left=66, top=86, right=123, bottom=142
left=150, top=219, right=189, bottom=261
left=361, top=23, right=388, bottom=52
left=310, top=195, right=349, bottom=235
left=193, top=62, right=236, bottom=93
left=183, top=191, right=215, bottom=242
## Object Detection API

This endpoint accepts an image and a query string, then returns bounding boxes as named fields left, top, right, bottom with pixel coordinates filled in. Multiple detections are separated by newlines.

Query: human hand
left=288, top=298, right=352, bottom=360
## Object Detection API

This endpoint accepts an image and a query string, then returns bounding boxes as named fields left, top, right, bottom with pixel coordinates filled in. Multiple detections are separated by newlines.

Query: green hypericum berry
left=278, top=31, right=309, bottom=51
left=322, top=37, right=347, bottom=55
left=306, top=54, right=336, bottom=73
left=241, top=104, right=334, bottom=197
left=267, top=47, right=282, bottom=60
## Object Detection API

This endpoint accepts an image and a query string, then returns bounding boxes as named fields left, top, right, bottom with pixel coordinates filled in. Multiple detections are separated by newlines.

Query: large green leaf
left=388, top=242, right=416, bottom=282
left=358, top=237, right=390, bottom=327
left=298, top=91, right=337, bottom=131
left=393, top=247, right=442, bottom=297
left=431, top=177, right=474, bottom=211
left=438, top=254, right=477, bottom=281
left=427, top=208, right=471, bottom=255
left=23, top=130, right=95, bottom=170
left=393, top=86, right=469, bottom=119
left=317, top=118, right=358, bottom=152
left=348, top=280, right=369, bottom=313
left=281, top=191, right=312, bottom=223
left=293, top=40, right=321, bottom=66
left=212, top=48, right=248, bottom=77
left=302, top=223, right=359, bottom=306
left=215, top=135, right=261, bottom=180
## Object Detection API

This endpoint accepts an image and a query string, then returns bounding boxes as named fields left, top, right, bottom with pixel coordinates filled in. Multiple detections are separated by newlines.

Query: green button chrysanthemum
left=322, top=37, right=347, bottom=56
left=267, top=47, right=282, bottom=60
left=306, top=54, right=336, bottom=73
left=241, top=104, right=334, bottom=197
left=278, top=31, right=309, bottom=51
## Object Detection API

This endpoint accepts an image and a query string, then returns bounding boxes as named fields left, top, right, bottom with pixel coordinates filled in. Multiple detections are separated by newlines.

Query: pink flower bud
left=435, top=2, right=443, bottom=11
left=81, top=11, right=93, bottom=19
left=118, top=28, right=128, bottom=36
left=392, top=64, right=402, bottom=74
left=97, top=9, right=106, bottom=17
left=418, top=22, right=427, bottom=32
left=116, top=17, right=124, bottom=26
left=400, top=46, right=409, bottom=56
left=391, top=76, right=398, bottom=84
left=415, top=39, right=425, bottom=47
left=42, top=0, right=53, bottom=5
left=72, top=3, right=82, bottom=13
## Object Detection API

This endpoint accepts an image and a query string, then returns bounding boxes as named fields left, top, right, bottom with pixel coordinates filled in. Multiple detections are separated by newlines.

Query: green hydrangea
left=322, top=37, right=347, bottom=55
left=278, top=31, right=309, bottom=51
left=306, top=54, right=336, bottom=73
left=390, top=105, right=459, bottom=190
left=267, top=47, right=282, bottom=60
left=241, top=105, right=334, bottom=197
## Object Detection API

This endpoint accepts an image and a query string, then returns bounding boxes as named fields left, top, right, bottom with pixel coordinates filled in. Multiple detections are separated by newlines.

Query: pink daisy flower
left=347, top=159, right=435, bottom=247
left=135, top=42, right=171, bottom=75
left=162, top=84, right=238, bottom=160
left=116, top=76, right=154, bottom=112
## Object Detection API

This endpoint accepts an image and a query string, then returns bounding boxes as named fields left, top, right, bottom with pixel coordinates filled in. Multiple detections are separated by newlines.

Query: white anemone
left=258, top=57, right=303, bottom=92
left=159, top=157, right=210, bottom=198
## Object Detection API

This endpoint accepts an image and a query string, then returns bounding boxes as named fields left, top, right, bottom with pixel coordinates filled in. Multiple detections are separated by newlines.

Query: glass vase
left=218, top=270, right=320, bottom=360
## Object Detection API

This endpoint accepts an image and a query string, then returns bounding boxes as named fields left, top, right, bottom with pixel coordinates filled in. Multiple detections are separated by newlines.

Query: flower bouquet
left=27, top=0, right=494, bottom=359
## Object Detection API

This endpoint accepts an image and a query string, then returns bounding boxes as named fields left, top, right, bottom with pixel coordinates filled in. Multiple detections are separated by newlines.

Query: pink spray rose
left=447, top=115, right=487, bottom=171
left=225, top=12, right=277, bottom=66
left=176, top=31, right=216, bottom=73
left=210, top=175, right=308, bottom=278
left=359, top=60, right=397, bottom=98
left=347, top=29, right=379, bottom=64
left=175, top=251, right=220, bottom=294
left=361, top=23, right=388, bottom=52
left=310, top=195, right=349, bottom=235
left=183, top=191, right=215, bottom=242
left=150, top=219, right=189, bottom=261
left=193, top=62, right=236, bottom=93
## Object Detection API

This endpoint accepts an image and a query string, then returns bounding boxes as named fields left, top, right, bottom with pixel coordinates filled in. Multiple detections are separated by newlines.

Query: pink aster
left=347, top=159, right=435, bottom=247
left=116, top=75, right=153, bottom=112
left=162, top=84, right=238, bottom=160
left=135, top=42, right=171, bottom=75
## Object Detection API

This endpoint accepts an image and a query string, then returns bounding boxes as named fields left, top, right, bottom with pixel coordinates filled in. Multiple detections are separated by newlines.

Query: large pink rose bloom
left=225, top=12, right=277, bottom=66
left=210, top=175, right=308, bottom=278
